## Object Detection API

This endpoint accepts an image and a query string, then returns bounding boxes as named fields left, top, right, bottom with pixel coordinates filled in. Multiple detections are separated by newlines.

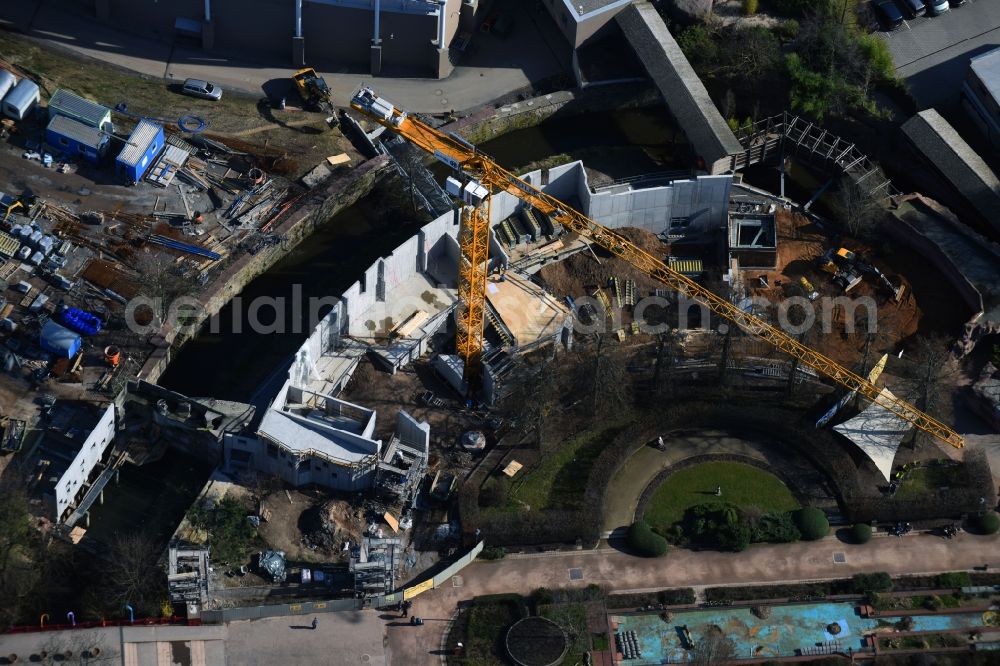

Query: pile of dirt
left=299, top=500, right=364, bottom=555
left=538, top=227, right=670, bottom=299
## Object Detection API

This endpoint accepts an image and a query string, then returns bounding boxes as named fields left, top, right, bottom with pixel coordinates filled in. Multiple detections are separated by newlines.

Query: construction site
left=0, top=5, right=997, bottom=664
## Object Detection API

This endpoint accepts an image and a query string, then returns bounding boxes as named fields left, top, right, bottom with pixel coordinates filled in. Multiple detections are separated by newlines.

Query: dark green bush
left=972, top=512, right=1000, bottom=535
left=480, top=546, right=506, bottom=560
left=750, top=512, right=801, bottom=544
left=852, top=572, right=893, bottom=594
left=679, top=503, right=751, bottom=552
left=850, top=523, right=872, bottom=544
left=627, top=520, right=668, bottom=557
left=936, top=572, right=971, bottom=589
left=793, top=507, right=829, bottom=541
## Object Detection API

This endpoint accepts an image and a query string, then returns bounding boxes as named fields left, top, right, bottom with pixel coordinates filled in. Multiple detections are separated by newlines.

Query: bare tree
left=132, top=249, right=197, bottom=328
left=900, top=334, right=959, bottom=446
left=690, top=626, right=737, bottom=665
left=501, top=357, right=563, bottom=448
left=101, top=532, right=167, bottom=617
left=0, top=474, right=36, bottom=627
left=583, top=335, right=630, bottom=420
left=834, top=175, right=885, bottom=239
left=651, top=331, right=683, bottom=400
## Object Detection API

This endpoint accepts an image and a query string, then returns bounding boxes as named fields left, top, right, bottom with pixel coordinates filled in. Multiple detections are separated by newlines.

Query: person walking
left=311, top=617, right=318, bottom=630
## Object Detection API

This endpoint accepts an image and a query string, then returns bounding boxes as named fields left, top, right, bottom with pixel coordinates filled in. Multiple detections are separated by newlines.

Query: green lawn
left=450, top=599, right=524, bottom=666
left=894, top=465, right=959, bottom=499
left=643, top=461, right=799, bottom=532
left=510, top=423, right=628, bottom=511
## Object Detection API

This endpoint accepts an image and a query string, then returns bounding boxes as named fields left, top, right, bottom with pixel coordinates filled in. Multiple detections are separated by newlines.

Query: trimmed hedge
left=793, top=507, right=829, bottom=541
left=971, top=511, right=1000, bottom=535
left=852, top=572, right=892, bottom=594
left=627, top=520, right=668, bottom=557
left=607, top=588, right=697, bottom=609
left=850, top=523, right=872, bottom=544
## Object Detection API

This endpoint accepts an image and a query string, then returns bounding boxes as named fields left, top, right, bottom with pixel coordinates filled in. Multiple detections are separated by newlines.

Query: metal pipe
left=437, top=1, right=447, bottom=47
left=373, top=0, right=381, bottom=44
left=295, top=0, right=302, bottom=38
left=204, top=0, right=211, bottom=22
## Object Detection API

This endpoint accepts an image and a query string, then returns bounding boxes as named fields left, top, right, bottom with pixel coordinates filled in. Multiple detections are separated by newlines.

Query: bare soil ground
left=1, top=33, right=361, bottom=180
left=257, top=489, right=363, bottom=564
left=341, top=357, right=485, bottom=453
left=538, top=227, right=668, bottom=301
left=746, top=208, right=923, bottom=366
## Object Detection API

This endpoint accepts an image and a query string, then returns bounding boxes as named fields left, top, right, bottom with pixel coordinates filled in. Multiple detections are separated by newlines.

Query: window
left=59, top=137, right=68, bottom=146
left=330, top=471, right=338, bottom=478
left=78, top=145, right=87, bottom=154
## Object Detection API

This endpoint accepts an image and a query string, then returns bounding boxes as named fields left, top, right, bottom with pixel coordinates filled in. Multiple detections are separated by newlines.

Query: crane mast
left=350, top=87, right=964, bottom=449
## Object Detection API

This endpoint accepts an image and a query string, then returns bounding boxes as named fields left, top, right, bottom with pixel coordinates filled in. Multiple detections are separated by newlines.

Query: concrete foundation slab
left=487, top=272, right=570, bottom=347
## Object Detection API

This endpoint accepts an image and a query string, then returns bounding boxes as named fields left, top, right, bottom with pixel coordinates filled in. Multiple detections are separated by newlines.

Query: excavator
left=349, top=86, right=963, bottom=450
left=292, top=67, right=335, bottom=117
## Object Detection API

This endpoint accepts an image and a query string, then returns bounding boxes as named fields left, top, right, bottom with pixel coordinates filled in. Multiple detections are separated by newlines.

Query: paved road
left=881, top=0, right=1000, bottom=110
left=0, top=1, right=568, bottom=114
left=602, top=431, right=773, bottom=533
left=388, top=531, right=1000, bottom=664
left=0, top=613, right=385, bottom=666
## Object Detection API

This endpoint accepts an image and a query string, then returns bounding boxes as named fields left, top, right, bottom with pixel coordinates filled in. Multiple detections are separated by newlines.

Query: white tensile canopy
left=833, top=389, right=913, bottom=482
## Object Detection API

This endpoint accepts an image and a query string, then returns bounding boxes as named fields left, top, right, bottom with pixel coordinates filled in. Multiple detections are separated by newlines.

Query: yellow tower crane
left=349, top=87, right=964, bottom=449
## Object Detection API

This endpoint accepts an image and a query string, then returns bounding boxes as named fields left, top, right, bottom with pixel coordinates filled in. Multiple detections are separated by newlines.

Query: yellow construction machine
left=292, top=67, right=334, bottom=115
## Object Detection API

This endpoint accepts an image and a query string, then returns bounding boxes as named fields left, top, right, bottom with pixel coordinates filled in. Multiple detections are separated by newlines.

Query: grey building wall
left=223, top=432, right=377, bottom=491
left=86, top=0, right=460, bottom=76
left=541, top=0, right=632, bottom=49
left=616, top=1, right=741, bottom=174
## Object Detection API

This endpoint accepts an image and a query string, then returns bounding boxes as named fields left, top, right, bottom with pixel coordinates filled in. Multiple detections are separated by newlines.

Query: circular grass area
left=506, top=616, right=568, bottom=666
left=642, top=461, right=800, bottom=534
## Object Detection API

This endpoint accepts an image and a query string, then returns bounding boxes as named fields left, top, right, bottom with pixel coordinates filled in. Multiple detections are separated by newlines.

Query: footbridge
left=729, top=113, right=895, bottom=198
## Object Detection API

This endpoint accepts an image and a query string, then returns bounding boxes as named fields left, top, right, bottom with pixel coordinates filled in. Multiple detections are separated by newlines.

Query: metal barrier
left=374, top=541, right=484, bottom=608
left=200, top=598, right=358, bottom=624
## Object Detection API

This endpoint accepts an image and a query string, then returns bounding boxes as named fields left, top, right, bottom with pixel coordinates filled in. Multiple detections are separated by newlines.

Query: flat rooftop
left=566, top=0, right=631, bottom=17
left=487, top=272, right=570, bottom=346
left=970, top=47, right=1000, bottom=104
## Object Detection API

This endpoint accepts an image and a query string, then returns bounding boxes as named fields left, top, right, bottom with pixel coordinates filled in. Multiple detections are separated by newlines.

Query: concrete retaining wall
left=139, top=155, right=392, bottom=385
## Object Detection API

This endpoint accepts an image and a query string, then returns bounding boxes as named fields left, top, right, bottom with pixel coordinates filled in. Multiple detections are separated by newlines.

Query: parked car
left=899, top=0, right=925, bottom=17
left=873, top=0, right=905, bottom=30
left=948, top=0, right=966, bottom=6
left=181, top=78, right=223, bottom=101
left=927, top=0, right=949, bottom=14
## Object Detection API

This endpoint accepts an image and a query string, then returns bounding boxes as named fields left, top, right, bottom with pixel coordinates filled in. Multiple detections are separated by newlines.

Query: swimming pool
left=611, top=602, right=986, bottom=663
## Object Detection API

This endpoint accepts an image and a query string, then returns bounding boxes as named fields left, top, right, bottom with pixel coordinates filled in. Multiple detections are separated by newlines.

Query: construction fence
left=200, top=597, right=358, bottom=624
left=373, top=541, right=484, bottom=609
left=200, top=541, right=484, bottom=623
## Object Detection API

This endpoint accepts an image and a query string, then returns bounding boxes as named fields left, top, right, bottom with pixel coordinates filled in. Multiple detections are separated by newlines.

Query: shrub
left=481, top=546, right=506, bottom=560
left=742, top=0, right=759, bottom=15
left=924, top=596, right=944, bottom=611
left=936, top=572, right=971, bottom=589
left=751, top=512, right=801, bottom=544
left=850, top=523, right=872, bottom=544
left=774, top=18, right=800, bottom=42
left=857, top=34, right=896, bottom=83
left=679, top=503, right=751, bottom=552
left=627, top=520, right=668, bottom=558
left=852, top=572, right=893, bottom=594
left=972, top=512, right=1000, bottom=535
left=793, top=507, right=829, bottom=541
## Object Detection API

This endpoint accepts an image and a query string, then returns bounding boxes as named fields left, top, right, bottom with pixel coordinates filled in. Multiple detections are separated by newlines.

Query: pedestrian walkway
left=388, top=530, right=1000, bottom=664
left=1, top=1, right=568, bottom=114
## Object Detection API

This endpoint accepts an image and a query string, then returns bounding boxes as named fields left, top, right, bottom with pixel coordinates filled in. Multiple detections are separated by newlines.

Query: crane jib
left=351, top=89, right=964, bottom=449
